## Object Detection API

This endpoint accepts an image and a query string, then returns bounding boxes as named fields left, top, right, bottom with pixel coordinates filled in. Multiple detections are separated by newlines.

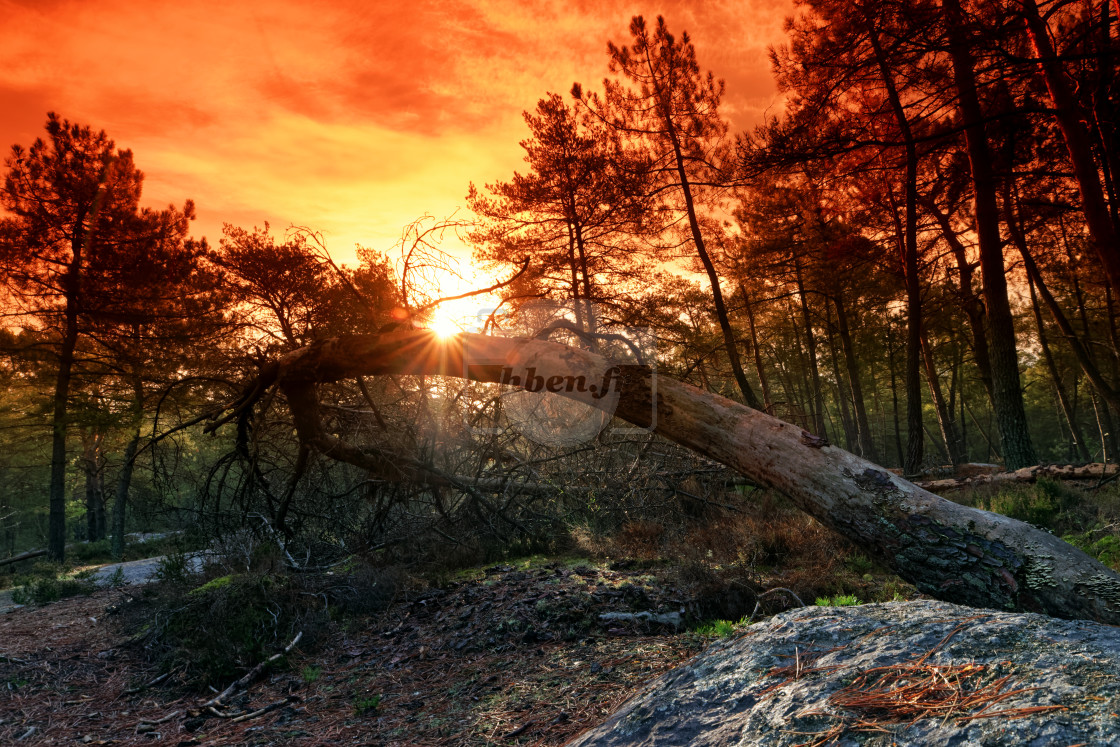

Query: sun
left=430, top=306, right=461, bottom=339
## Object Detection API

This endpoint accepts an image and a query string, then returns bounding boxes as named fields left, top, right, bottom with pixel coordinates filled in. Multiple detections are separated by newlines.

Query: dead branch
left=136, top=710, right=180, bottom=732
left=231, top=696, right=295, bottom=723
left=0, top=549, right=47, bottom=568
left=201, top=631, right=302, bottom=709
left=746, top=588, right=806, bottom=624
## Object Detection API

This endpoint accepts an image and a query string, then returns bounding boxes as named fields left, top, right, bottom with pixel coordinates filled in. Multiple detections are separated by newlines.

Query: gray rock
left=568, top=601, right=1120, bottom=746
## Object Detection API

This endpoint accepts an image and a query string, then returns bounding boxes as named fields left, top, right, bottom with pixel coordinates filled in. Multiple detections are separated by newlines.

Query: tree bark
left=1030, top=276, right=1092, bottom=463
left=834, top=294, right=875, bottom=460
left=921, top=329, right=966, bottom=466
left=794, top=257, right=829, bottom=439
left=942, top=0, right=1037, bottom=469
left=110, top=376, right=144, bottom=561
left=219, top=329, right=1120, bottom=624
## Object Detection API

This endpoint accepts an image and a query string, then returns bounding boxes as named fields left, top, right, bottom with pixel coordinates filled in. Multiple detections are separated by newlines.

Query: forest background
left=2, top=0, right=1120, bottom=580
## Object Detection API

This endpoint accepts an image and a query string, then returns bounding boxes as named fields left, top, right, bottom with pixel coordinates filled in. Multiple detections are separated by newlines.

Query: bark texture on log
left=239, top=330, right=1120, bottom=624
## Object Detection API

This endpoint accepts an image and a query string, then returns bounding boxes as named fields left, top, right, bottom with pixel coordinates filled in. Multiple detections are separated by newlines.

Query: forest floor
left=0, top=557, right=765, bottom=746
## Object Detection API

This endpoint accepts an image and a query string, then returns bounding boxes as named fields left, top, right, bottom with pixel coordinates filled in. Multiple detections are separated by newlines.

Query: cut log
left=217, top=330, right=1120, bottom=625
left=915, top=463, right=1120, bottom=492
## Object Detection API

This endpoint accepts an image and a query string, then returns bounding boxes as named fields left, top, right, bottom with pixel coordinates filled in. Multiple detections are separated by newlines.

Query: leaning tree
left=208, top=329, right=1120, bottom=625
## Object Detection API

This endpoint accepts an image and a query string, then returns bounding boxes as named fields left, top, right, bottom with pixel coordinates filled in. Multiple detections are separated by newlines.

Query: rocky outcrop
left=568, top=601, right=1120, bottom=746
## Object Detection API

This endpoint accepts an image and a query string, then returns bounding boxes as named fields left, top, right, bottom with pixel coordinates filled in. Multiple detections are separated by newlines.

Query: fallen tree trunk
left=0, top=548, right=48, bottom=568
left=916, top=463, right=1120, bottom=493
left=216, top=330, right=1120, bottom=624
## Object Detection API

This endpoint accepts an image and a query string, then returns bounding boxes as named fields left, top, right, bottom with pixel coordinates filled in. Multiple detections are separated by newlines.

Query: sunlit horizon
left=0, top=0, right=788, bottom=277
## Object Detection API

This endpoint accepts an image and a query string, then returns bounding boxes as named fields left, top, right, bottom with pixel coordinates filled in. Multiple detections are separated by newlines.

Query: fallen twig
left=232, top=697, right=296, bottom=723
left=202, top=631, right=302, bottom=708
left=746, top=587, right=806, bottom=624
left=136, top=710, right=179, bottom=732
left=505, top=720, right=534, bottom=738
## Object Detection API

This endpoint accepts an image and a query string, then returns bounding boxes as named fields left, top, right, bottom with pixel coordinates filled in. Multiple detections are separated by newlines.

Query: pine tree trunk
left=834, top=294, right=875, bottom=461
left=925, top=199, right=996, bottom=406
left=110, top=377, right=144, bottom=561
left=888, top=324, right=905, bottom=468
left=666, top=130, right=761, bottom=410
left=826, top=304, right=857, bottom=451
left=921, top=330, right=966, bottom=466
left=868, top=17, right=924, bottom=474
left=1021, top=0, right=1120, bottom=292
left=794, top=258, right=828, bottom=439
left=740, top=284, right=773, bottom=413
left=1030, top=277, right=1092, bottom=463
left=48, top=271, right=80, bottom=562
left=943, top=0, right=1037, bottom=469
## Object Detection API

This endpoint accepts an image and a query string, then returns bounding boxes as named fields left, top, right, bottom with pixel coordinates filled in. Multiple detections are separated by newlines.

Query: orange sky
left=0, top=0, right=789, bottom=291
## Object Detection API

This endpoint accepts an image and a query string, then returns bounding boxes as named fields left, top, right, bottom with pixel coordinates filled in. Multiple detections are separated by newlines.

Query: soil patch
left=0, top=560, right=722, bottom=745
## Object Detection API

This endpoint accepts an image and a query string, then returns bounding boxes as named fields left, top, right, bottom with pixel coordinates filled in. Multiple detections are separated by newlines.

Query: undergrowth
left=8, top=561, right=97, bottom=605
left=953, top=478, right=1120, bottom=571
left=119, top=555, right=405, bottom=687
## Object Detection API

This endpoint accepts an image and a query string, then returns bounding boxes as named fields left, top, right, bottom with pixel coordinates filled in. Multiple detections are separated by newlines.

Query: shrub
left=981, top=478, right=1074, bottom=529
left=1063, top=531, right=1120, bottom=571
left=693, top=618, right=745, bottom=638
left=72, top=539, right=112, bottom=563
left=154, top=551, right=193, bottom=586
left=128, top=571, right=327, bottom=687
left=11, top=571, right=95, bottom=605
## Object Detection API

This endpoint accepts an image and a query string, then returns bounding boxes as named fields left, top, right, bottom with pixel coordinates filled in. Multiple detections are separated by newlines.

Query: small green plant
left=155, top=551, right=192, bottom=586
left=874, top=579, right=913, bottom=603
left=815, top=594, right=861, bottom=607
left=301, top=665, right=322, bottom=685
left=72, top=539, right=113, bottom=564
left=127, top=571, right=324, bottom=687
left=189, top=575, right=233, bottom=595
left=984, top=478, right=1073, bottom=529
left=694, top=618, right=743, bottom=637
left=12, top=577, right=57, bottom=605
left=107, top=566, right=126, bottom=588
left=353, top=694, right=381, bottom=715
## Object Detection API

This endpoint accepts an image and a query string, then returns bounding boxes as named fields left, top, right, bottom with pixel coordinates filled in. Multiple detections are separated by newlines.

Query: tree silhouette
left=469, top=93, right=650, bottom=332
left=573, top=16, right=763, bottom=409
left=0, top=113, right=205, bottom=560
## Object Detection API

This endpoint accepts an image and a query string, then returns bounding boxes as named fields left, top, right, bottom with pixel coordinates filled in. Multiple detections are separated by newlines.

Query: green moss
left=189, top=574, right=233, bottom=595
